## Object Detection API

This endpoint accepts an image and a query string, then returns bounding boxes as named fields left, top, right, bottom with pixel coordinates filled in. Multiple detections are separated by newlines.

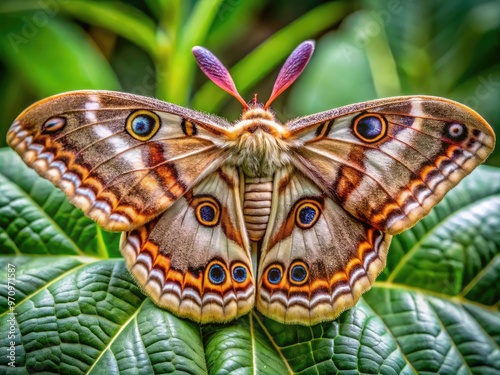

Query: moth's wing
left=256, top=168, right=391, bottom=325
left=7, top=90, right=231, bottom=231
left=287, top=96, right=495, bottom=234
left=121, top=166, right=254, bottom=323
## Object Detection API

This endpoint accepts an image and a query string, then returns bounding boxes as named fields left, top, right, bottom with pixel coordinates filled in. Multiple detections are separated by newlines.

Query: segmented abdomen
left=243, top=176, right=273, bottom=242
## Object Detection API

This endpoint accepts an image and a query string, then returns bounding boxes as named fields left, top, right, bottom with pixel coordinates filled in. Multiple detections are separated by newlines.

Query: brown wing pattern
left=287, top=96, right=495, bottom=234
left=256, top=168, right=391, bottom=325
left=121, top=166, right=254, bottom=323
left=8, top=90, right=496, bottom=326
left=7, top=91, right=231, bottom=231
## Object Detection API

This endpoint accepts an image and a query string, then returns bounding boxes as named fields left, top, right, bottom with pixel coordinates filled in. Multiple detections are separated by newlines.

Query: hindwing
left=121, top=166, right=254, bottom=323
left=256, top=168, right=391, bottom=325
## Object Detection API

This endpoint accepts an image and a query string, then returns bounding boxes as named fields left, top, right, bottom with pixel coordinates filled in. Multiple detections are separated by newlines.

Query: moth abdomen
left=243, top=175, right=273, bottom=242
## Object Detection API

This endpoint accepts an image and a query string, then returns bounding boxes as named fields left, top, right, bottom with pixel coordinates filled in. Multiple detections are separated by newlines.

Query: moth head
left=192, top=40, right=315, bottom=111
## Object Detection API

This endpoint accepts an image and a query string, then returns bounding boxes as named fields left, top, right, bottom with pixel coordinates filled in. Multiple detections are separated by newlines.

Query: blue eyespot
left=295, top=199, right=321, bottom=229
left=209, top=264, right=226, bottom=285
left=194, top=196, right=220, bottom=227
left=199, top=205, right=215, bottom=222
left=267, top=267, right=282, bottom=284
left=290, top=264, right=308, bottom=283
left=126, top=110, right=160, bottom=141
left=232, top=266, right=247, bottom=283
left=299, top=206, right=316, bottom=225
left=353, top=114, right=386, bottom=143
left=132, top=115, right=155, bottom=135
left=356, top=116, right=382, bottom=138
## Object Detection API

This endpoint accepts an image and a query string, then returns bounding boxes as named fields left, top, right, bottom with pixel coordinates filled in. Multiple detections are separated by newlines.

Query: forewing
left=287, top=96, right=495, bottom=234
left=7, top=90, right=232, bottom=231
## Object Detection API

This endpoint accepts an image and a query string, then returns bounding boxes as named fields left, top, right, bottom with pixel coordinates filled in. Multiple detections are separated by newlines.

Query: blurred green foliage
left=0, top=0, right=498, bottom=165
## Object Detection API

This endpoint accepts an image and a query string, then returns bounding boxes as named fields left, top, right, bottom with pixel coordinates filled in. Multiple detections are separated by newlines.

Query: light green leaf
left=62, top=0, right=158, bottom=59
left=0, top=17, right=120, bottom=97
left=159, top=0, right=226, bottom=104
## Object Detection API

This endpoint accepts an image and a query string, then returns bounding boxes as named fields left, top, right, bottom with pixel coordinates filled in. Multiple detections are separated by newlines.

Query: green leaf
left=202, top=316, right=289, bottom=373
left=0, top=149, right=119, bottom=258
left=0, top=147, right=498, bottom=373
left=61, top=0, right=159, bottom=60
left=159, top=0, right=226, bottom=105
left=0, top=16, right=120, bottom=97
left=206, top=0, right=268, bottom=48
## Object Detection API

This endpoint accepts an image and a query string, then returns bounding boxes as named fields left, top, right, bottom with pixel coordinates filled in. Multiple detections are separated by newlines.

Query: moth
left=7, top=41, right=495, bottom=325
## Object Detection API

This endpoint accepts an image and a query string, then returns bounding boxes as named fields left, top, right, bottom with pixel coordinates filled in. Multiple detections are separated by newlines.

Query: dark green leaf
left=0, top=147, right=498, bottom=373
left=0, top=149, right=119, bottom=258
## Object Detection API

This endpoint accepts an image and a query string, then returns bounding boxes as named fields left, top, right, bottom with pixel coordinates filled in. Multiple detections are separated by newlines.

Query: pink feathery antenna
left=192, top=41, right=315, bottom=110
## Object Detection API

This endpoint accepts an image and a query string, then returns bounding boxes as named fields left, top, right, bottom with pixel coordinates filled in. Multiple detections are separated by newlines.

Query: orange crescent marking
left=327, top=239, right=376, bottom=289
left=183, top=268, right=203, bottom=293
